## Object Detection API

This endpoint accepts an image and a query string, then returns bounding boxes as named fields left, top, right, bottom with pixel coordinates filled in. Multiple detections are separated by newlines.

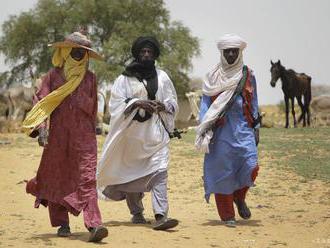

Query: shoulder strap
left=210, top=66, right=248, bottom=129
left=240, top=69, right=261, bottom=128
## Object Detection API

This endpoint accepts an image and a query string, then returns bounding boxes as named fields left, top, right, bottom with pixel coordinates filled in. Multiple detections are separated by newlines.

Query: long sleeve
left=92, top=74, right=98, bottom=126
left=251, top=74, right=260, bottom=128
left=33, top=70, right=52, bottom=129
left=108, top=75, right=135, bottom=131
left=199, top=94, right=211, bottom=123
left=158, top=72, right=178, bottom=133
left=76, top=72, right=97, bottom=120
left=111, top=76, right=131, bottom=114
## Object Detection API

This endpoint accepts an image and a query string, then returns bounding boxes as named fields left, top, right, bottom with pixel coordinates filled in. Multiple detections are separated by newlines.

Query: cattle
left=310, top=95, right=330, bottom=126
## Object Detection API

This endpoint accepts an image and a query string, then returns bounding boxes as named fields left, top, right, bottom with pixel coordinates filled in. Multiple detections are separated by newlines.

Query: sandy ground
left=0, top=133, right=329, bottom=248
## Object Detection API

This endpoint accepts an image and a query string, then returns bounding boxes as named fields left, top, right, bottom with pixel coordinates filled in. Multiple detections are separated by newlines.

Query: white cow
left=185, top=90, right=202, bottom=121
left=311, top=95, right=330, bottom=126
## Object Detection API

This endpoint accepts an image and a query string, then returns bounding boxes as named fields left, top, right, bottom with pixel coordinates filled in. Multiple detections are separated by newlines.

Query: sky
left=1, top=0, right=330, bottom=104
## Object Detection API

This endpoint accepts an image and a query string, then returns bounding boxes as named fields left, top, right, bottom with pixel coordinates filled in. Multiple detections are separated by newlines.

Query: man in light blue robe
left=196, top=34, right=260, bottom=227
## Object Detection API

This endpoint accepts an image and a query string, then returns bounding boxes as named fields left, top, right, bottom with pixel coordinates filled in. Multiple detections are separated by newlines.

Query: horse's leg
left=307, top=107, right=311, bottom=126
left=297, top=96, right=306, bottom=126
left=291, top=97, right=297, bottom=128
left=307, top=82, right=312, bottom=126
left=285, top=96, right=289, bottom=128
left=305, top=96, right=311, bottom=126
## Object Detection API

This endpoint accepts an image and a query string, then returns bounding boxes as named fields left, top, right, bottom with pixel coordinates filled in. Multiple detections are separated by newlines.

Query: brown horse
left=270, top=60, right=312, bottom=128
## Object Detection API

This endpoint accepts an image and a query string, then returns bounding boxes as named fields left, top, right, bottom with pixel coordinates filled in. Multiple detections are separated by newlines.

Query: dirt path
left=0, top=134, right=329, bottom=248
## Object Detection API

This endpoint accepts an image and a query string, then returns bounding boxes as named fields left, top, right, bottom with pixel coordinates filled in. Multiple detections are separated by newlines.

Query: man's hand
left=124, top=100, right=169, bottom=117
left=134, top=100, right=157, bottom=113
left=152, top=100, right=167, bottom=113
left=38, top=127, right=49, bottom=147
left=124, top=100, right=156, bottom=116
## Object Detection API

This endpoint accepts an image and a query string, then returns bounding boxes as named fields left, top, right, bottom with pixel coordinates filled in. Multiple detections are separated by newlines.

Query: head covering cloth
left=203, top=34, right=247, bottom=96
left=131, top=36, right=160, bottom=60
left=123, top=36, right=161, bottom=81
left=22, top=31, right=100, bottom=135
left=195, top=34, right=248, bottom=153
left=122, top=36, right=161, bottom=122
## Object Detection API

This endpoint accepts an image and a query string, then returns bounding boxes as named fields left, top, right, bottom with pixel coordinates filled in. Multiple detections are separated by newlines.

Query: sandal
left=88, top=226, right=108, bottom=242
left=153, top=216, right=179, bottom=231
left=57, top=224, right=71, bottom=237
left=131, top=213, right=147, bottom=224
left=234, top=199, right=251, bottom=219
left=224, top=218, right=236, bottom=227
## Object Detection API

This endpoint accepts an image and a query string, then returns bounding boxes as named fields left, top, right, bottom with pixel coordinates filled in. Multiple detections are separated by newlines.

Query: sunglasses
left=70, top=48, right=87, bottom=60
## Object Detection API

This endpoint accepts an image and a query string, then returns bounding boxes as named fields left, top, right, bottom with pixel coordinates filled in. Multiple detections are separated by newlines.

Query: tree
left=0, top=0, right=200, bottom=97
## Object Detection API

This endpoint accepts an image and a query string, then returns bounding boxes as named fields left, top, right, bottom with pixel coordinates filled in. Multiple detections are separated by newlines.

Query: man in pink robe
left=25, top=30, right=108, bottom=242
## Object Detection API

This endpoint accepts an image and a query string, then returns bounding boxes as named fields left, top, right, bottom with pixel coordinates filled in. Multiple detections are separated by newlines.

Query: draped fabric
left=199, top=72, right=259, bottom=202
left=97, top=69, right=178, bottom=199
left=195, top=67, right=248, bottom=153
left=122, top=60, right=157, bottom=82
left=195, top=34, right=247, bottom=153
left=203, top=34, right=246, bottom=96
left=25, top=68, right=100, bottom=218
left=22, top=48, right=88, bottom=134
left=122, top=60, right=158, bottom=122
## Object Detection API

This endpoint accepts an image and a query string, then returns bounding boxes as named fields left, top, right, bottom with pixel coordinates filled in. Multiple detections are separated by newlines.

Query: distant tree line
left=0, top=0, right=200, bottom=98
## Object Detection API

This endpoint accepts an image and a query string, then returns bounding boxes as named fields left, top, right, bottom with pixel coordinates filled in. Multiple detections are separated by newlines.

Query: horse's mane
left=286, top=68, right=297, bottom=77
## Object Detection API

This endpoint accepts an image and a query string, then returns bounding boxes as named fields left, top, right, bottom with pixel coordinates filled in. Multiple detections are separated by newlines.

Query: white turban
left=202, top=34, right=247, bottom=96
left=216, top=34, right=247, bottom=51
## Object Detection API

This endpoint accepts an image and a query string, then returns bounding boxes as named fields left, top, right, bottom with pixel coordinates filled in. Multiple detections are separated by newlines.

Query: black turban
left=131, top=36, right=160, bottom=59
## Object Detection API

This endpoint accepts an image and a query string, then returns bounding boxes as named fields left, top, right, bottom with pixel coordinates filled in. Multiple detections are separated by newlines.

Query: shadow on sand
left=29, top=231, right=108, bottom=245
left=104, top=220, right=179, bottom=233
left=202, top=219, right=263, bottom=227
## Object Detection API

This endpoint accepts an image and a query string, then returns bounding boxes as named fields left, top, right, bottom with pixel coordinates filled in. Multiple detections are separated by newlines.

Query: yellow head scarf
left=22, top=47, right=88, bottom=135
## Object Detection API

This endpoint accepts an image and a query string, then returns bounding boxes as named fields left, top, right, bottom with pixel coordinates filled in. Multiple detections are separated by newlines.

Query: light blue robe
left=199, top=72, right=259, bottom=202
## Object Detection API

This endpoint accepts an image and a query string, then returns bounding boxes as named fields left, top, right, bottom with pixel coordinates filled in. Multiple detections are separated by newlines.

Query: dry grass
left=0, top=127, right=329, bottom=248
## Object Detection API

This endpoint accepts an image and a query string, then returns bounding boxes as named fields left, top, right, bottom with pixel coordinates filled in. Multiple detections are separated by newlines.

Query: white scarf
left=195, top=34, right=247, bottom=153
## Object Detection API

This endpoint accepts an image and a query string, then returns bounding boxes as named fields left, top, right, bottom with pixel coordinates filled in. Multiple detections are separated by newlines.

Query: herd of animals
left=0, top=61, right=330, bottom=130
left=0, top=76, right=111, bottom=133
